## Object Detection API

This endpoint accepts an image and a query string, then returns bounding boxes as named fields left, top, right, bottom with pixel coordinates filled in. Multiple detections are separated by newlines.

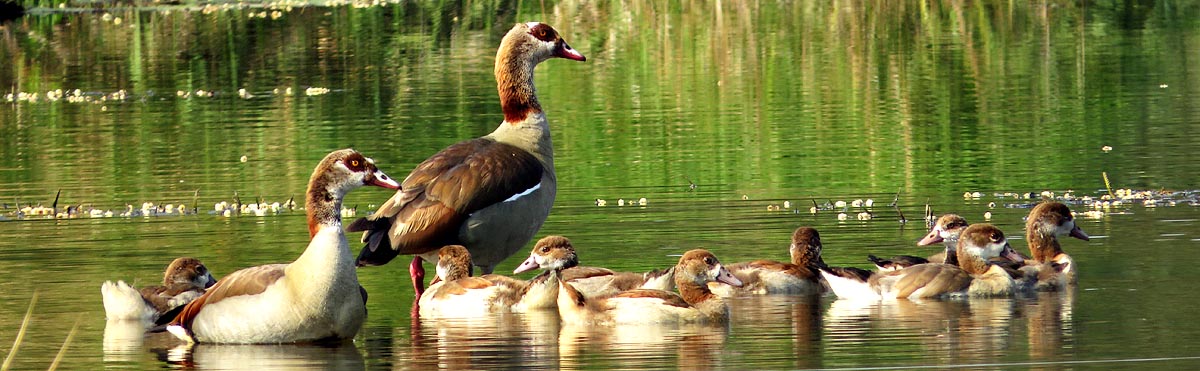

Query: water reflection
left=398, top=310, right=561, bottom=370
left=822, top=292, right=1078, bottom=368
left=171, top=343, right=365, bottom=370
left=559, top=321, right=728, bottom=370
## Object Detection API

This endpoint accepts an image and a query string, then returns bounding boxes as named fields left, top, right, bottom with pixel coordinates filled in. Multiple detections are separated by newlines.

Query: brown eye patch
left=344, top=153, right=368, bottom=171
left=529, top=23, right=556, bottom=42
left=704, top=256, right=716, bottom=265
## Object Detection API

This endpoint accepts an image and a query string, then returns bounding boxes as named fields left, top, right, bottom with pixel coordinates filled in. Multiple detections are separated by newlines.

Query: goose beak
left=1000, top=243, right=1024, bottom=264
left=203, top=274, right=217, bottom=289
left=368, top=170, right=401, bottom=189
left=917, top=228, right=943, bottom=246
left=555, top=41, right=586, bottom=61
left=715, top=265, right=743, bottom=287
left=513, top=255, right=541, bottom=274
left=1069, top=225, right=1090, bottom=241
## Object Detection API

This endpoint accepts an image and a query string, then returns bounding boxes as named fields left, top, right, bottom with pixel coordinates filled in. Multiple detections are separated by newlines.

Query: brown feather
left=561, top=266, right=616, bottom=281
left=891, top=264, right=970, bottom=298
left=168, top=265, right=286, bottom=331
left=356, top=138, right=544, bottom=258
left=613, top=289, right=691, bottom=308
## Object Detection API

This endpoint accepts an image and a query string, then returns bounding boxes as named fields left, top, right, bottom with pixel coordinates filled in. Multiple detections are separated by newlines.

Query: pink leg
left=409, top=256, right=426, bottom=297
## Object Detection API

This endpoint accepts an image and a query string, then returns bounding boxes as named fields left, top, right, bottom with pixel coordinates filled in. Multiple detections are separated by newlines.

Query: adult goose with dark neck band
left=349, top=22, right=586, bottom=297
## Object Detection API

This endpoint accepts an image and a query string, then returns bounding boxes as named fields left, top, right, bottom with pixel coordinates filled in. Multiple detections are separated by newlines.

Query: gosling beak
left=1069, top=225, right=1090, bottom=241
left=715, top=265, right=743, bottom=287
left=1000, top=243, right=1025, bottom=264
left=513, top=254, right=541, bottom=274
left=917, top=228, right=944, bottom=246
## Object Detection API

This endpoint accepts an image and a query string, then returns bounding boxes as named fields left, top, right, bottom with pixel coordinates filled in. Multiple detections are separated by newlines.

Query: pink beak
left=555, top=41, right=586, bottom=61
left=917, top=228, right=944, bottom=246
left=716, top=266, right=743, bottom=287
left=369, top=170, right=401, bottom=189
left=513, top=255, right=541, bottom=274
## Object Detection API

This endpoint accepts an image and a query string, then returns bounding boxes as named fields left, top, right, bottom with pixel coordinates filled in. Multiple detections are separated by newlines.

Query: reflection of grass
left=0, top=292, right=80, bottom=371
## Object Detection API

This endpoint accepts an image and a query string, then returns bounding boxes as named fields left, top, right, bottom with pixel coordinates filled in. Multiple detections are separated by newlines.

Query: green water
left=1, top=1, right=1199, bottom=369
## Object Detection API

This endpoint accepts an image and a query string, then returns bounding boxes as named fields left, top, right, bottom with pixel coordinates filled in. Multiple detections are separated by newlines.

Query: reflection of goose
left=1027, top=290, right=1076, bottom=360
left=163, top=343, right=365, bottom=370
left=824, top=297, right=1020, bottom=367
left=166, top=149, right=400, bottom=343
left=820, top=224, right=1023, bottom=300
left=559, top=321, right=728, bottom=369
left=101, top=257, right=215, bottom=323
left=558, top=250, right=743, bottom=325
left=402, top=311, right=560, bottom=370
left=350, top=22, right=586, bottom=298
left=1023, top=202, right=1090, bottom=290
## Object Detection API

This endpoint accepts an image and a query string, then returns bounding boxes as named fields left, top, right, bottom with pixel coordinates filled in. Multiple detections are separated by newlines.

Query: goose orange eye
left=351, top=160, right=360, bottom=167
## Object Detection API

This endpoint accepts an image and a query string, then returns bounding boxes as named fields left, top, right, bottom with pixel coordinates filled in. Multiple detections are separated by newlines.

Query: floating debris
left=1101, top=145, right=1113, bottom=153
left=595, top=199, right=607, bottom=206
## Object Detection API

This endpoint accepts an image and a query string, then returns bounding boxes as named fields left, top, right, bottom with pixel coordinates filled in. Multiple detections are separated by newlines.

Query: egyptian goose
left=1024, top=202, right=1089, bottom=290
left=710, top=227, right=868, bottom=296
left=870, top=214, right=970, bottom=272
left=417, top=242, right=569, bottom=317
left=166, top=149, right=400, bottom=343
left=519, top=236, right=674, bottom=298
left=349, top=22, right=586, bottom=297
left=557, top=249, right=744, bottom=325
left=819, top=224, right=1024, bottom=300
left=101, top=257, right=215, bottom=323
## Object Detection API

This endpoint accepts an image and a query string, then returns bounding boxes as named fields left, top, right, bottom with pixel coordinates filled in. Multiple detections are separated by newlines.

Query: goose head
left=918, top=214, right=969, bottom=246
left=676, top=249, right=743, bottom=288
left=310, top=149, right=400, bottom=194
left=1027, top=202, right=1090, bottom=241
left=514, top=235, right=580, bottom=274
left=958, top=224, right=1023, bottom=265
left=434, top=245, right=474, bottom=282
left=498, top=22, right=585, bottom=66
left=789, top=227, right=823, bottom=266
left=163, top=257, right=216, bottom=289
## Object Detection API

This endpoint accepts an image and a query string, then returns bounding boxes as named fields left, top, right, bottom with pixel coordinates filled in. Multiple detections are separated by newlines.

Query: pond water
left=2, top=1, right=1200, bottom=370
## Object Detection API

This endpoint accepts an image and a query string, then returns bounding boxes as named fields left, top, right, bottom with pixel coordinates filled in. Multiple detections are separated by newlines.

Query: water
left=2, top=1, right=1199, bottom=369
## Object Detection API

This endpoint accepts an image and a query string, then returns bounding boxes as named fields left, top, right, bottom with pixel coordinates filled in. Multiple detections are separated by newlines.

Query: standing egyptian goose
left=349, top=22, right=586, bottom=297
left=417, top=242, right=570, bottom=317
left=820, top=224, right=1024, bottom=300
left=101, top=257, right=216, bottom=323
left=518, top=236, right=674, bottom=298
left=710, top=227, right=867, bottom=296
left=166, top=149, right=400, bottom=344
left=557, top=249, right=744, bottom=325
left=1024, top=202, right=1089, bottom=290
left=870, top=214, right=970, bottom=272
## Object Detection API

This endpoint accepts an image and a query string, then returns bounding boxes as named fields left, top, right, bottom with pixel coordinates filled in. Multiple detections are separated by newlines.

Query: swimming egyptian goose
left=166, top=149, right=400, bottom=344
left=518, top=236, right=674, bottom=298
left=820, top=224, right=1024, bottom=300
left=870, top=214, right=971, bottom=272
left=710, top=227, right=867, bottom=296
left=1024, top=202, right=1089, bottom=290
left=101, top=257, right=216, bottom=323
left=417, top=243, right=570, bottom=317
left=557, top=249, right=744, bottom=325
left=349, top=22, right=586, bottom=297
